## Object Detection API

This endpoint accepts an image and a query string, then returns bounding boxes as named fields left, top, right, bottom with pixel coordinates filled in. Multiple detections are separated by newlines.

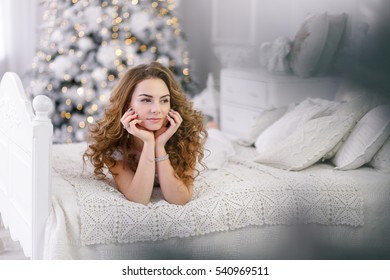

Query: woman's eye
left=141, top=98, right=151, bottom=103
left=161, top=99, right=169, bottom=103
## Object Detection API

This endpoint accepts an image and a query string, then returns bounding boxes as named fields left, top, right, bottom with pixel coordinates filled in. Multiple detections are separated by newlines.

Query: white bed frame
left=0, top=72, right=53, bottom=259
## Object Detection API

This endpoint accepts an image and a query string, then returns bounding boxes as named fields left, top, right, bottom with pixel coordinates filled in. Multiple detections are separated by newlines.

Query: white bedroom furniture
left=0, top=72, right=53, bottom=259
left=219, top=67, right=340, bottom=138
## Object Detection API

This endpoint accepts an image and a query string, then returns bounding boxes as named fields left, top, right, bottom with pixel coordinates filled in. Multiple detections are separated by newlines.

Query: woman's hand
left=121, top=108, right=154, bottom=143
left=154, top=109, right=182, bottom=147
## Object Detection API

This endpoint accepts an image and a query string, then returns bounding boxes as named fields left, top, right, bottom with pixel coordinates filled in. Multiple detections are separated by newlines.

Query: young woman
left=84, top=62, right=207, bottom=205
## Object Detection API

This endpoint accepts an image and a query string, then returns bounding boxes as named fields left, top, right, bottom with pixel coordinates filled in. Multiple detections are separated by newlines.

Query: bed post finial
left=32, top=95, right=52, bottom=120
left=32, top=94, right=53, bottom=260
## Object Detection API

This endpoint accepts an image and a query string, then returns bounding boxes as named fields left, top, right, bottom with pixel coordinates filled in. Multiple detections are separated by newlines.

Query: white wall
left=179, top=0, right=361, bottom=90
left=177, top=0, right=214, bottom=92
left=0, top=0, right=41, bottom=78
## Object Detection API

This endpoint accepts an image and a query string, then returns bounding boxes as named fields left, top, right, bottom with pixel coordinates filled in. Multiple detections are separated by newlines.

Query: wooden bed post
left=32, top=95, right=53, bottom=260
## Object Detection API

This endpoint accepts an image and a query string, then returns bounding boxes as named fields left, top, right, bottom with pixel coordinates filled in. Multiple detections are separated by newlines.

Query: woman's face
left=129, top=78, right=171, bottom=131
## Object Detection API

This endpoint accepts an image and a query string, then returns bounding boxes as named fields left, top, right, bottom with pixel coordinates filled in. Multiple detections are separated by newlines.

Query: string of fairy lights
left=28, top=0, right=195, bottom=143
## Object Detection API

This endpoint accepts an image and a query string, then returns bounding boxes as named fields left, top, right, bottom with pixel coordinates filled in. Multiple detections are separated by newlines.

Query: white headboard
left=0, top=72, right=53, bottom=259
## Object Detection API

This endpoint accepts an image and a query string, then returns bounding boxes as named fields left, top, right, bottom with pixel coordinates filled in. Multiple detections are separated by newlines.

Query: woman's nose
left=150, top=102, right=161, bottom=113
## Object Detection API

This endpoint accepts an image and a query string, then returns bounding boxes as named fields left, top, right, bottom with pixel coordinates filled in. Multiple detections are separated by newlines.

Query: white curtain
left=0, top=0, right=40, bottom=78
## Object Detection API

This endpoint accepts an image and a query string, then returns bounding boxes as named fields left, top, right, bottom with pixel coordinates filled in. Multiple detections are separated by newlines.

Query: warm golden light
left=77, top=87, right=84, bottom=96
left=140, top=44, right=147, bottom=52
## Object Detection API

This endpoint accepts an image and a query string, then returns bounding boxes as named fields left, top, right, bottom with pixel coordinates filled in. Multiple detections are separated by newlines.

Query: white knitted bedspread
left=52, top=143, right=363, bottom=246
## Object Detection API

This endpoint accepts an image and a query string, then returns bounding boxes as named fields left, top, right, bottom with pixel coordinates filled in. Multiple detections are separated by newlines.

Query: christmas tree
left=27, top=0, right=198, bottom=143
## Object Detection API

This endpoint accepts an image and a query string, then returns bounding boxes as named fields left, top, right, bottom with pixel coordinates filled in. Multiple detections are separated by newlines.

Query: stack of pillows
left=238, top=12, right=390, bottom=172
left=237, top=83, right=390, bottom=172
left=289, top=12, right=348, bottom=77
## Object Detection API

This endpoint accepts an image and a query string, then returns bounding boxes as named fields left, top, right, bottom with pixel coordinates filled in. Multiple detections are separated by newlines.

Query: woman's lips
left=146, top=118, right=162, bottom=123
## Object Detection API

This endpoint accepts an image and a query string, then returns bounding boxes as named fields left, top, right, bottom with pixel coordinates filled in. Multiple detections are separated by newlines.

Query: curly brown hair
left=83, top=62, right=207, bottom=186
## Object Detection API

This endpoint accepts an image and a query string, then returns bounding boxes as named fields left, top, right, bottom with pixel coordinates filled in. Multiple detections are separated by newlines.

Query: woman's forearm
left=157, top=161, right=192, bottom=205
left=155, top=145, right=192, bottom=205
left=123, top=141, right=156, bottom=205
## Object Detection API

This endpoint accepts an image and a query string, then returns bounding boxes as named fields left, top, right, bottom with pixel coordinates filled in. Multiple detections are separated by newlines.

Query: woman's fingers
left=170, top=109, right=183, bottom=122
left=126, top=119, right=146, bottom=138
left=128, top=119, right=155, bottom=142
left=167, top=110, right=182, bottom=128
left=120, top=108, right=133, bottom=122
left=121, top=110, right=138, bottom=129
left=159, top=110, right=182, bottom=139
left=155, top=110, right=183, bottom=145
left=127, top=119, right=142, bottom=132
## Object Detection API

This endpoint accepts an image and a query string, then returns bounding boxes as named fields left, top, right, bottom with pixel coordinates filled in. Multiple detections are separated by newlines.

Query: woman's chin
left=140, top=123, right=162, bottom=131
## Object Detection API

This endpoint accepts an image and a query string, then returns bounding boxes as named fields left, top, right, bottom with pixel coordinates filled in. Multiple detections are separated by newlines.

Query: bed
left=1, top=71, right=390, bottom=260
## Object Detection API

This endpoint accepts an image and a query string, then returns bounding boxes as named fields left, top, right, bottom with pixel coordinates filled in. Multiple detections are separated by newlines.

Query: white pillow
left=370, top=137, right=390, bottom=172
left=289, top=13, right=329, bottom=77
left=316, top=13, right=348, bottom=75
left=322, top=93, right=375, bottom=160
left=254, top=114, right=354, bottom=170
left=255, top=98, right=338, bottom=154
left=237, top=106, right=288, bottom=147
left=332, top=104, right=390, bottom=170
left=203, top=128, right=235, bottom=170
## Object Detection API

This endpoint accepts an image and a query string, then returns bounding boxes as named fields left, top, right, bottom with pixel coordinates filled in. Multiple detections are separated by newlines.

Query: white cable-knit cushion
left=237, top=106, right=288, bottom=147
left=333, top=104, right=390, bottom=170
left=254, top=114, right=354, bottom=170
left=370, top=137, right=390, bottom=172
left=255, top=98, right=338, bottom=154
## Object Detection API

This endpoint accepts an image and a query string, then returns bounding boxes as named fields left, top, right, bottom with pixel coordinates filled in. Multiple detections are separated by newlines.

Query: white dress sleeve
left=112, top=149, right=123, bottom=161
